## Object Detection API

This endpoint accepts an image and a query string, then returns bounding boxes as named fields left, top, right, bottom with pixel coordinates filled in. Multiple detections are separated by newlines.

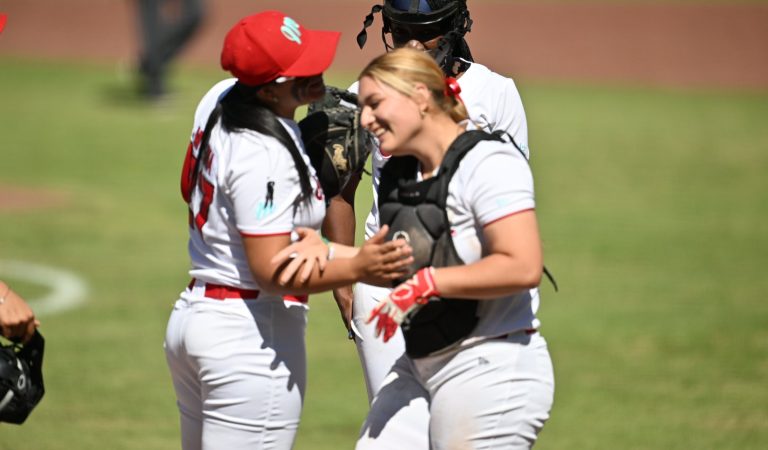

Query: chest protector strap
left=378, top=130, right=504, bottom=358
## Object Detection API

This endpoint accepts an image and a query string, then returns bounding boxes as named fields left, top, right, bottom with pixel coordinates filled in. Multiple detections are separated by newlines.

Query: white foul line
left=0, top=259, right=88, bottom=315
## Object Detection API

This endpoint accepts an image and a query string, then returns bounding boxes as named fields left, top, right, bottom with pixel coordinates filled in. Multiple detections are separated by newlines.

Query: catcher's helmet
left=357, top=0, right=473, bottom=73
left=299, top=87, right=374, bottom=199
left=0, top=330, right=45, bottom=425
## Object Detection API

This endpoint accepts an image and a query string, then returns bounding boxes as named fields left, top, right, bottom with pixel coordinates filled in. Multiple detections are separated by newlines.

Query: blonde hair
left=359, top=48, right=468, bottom=123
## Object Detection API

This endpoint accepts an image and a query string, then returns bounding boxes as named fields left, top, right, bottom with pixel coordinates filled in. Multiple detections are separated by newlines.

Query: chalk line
left=0, top=259, right=88, bottom=315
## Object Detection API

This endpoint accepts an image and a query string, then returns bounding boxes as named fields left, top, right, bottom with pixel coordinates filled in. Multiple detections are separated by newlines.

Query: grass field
left=1, top=58, right=767, bottom=449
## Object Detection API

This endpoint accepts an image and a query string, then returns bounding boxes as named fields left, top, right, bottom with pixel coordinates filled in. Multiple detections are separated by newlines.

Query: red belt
left=187, top=279, right=307, bottom=303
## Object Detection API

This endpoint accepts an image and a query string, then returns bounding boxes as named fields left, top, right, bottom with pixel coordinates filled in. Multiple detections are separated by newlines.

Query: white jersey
left=352, top=61, right=531, bottom=240
left=442, top=136, right=540, bottom=340
left=353, top=62, right=538, bottom=340
left=183, top=79, right=326, bottom=290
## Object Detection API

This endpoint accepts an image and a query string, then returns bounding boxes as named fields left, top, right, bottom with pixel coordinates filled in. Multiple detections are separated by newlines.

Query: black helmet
left=0, top=330, right=45, bottom=425
left=357, top=0, right=474, bottom=74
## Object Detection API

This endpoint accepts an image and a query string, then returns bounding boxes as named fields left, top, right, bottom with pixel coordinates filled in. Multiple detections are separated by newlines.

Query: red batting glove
left=366, top=267, right=440, bottom=342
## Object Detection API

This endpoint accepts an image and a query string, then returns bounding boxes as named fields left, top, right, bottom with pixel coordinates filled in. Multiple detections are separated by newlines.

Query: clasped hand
left=270, top=225, right=413, bottom=286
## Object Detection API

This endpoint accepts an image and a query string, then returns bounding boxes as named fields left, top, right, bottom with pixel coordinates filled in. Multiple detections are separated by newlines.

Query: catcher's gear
left=357, top=0, right=474, bottom=74
left=367, top=267, right=439, bottom=342
left=299, top=87, right=374, bottom=198
left=0, top=330, right=45, bottom=424
left=377, top=131, right=503, bottom=356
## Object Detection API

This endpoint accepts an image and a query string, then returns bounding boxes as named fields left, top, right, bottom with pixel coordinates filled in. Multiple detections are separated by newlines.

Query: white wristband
left=327, top=243, right=335, bottom=261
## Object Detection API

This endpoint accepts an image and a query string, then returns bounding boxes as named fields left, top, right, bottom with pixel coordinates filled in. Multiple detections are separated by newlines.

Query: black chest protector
left=378, top=130, right=505, bottom=358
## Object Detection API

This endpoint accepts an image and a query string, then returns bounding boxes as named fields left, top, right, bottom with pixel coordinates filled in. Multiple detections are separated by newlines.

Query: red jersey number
left=180, top=128, right=215, bottom=235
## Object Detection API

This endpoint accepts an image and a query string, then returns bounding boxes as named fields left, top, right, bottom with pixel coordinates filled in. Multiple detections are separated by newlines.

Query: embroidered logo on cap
left=281, top=17, right=302, bottom=44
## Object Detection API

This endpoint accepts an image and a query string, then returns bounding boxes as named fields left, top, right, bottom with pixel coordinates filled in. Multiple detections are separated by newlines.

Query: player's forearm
left=322, top=180, right=358, bottom=247
left=267, top=257, right=364, bottom=294
left=322, top=183, right=359, bottom=288
left=432, top=254, right=542, bottom=299
left=246, top=233, right=361, bottom=294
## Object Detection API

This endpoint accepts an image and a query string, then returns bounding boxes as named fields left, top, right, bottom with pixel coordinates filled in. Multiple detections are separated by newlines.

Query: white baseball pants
left=356, top=331, right=555, bottom=450
left=164, top=293, right=308, bottom=450
left=352, top=282, right=430, bottom=448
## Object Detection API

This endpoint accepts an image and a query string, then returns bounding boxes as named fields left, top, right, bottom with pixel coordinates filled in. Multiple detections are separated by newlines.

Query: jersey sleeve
left=461, top=144, right=535, bottom=226
left=224, top=132, right=303, bottom=236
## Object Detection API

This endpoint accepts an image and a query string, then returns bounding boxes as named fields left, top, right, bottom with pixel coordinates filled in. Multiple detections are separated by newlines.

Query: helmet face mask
left=356, top=0, right=474, bottom=73
left=386, top=14, right=456, bottom=48
left=383, top=0, right=461, bottom=49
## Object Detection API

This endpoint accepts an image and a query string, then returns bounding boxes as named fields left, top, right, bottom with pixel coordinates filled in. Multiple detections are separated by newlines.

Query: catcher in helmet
left=315, top=2, right=537, bottom=447
left=358, top=0, right=474, bottom=77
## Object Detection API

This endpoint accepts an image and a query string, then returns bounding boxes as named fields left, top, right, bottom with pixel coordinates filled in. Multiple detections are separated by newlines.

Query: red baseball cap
left=221, top=11, right=341, bottom=87
left=0, top=14, right=7, bottom=34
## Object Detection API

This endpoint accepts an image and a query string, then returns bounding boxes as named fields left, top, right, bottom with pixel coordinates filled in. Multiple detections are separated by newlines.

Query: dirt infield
left=0, top=185, right=69, bottom=211
left=1, top=1, right=766, bottom=210
left=1, top=0, right=767, bottom=89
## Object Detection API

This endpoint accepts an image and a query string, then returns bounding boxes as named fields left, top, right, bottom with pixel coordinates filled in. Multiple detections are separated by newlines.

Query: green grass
left=1, top=58, right=766, bottom=449
left=522, top=82, right=768, bottom=449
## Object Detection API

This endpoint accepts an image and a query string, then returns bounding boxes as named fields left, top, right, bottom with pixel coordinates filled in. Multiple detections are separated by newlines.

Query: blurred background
left=1, top=1, right=767, bottom=449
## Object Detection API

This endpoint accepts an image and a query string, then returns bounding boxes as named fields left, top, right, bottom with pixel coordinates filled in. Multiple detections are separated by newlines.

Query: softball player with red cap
left=164, top=11, right=412, bottom=450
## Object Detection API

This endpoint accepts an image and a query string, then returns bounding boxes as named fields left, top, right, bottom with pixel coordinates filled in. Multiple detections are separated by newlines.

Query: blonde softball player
left=354, top=48, right=554, bottom=449
left=283, top=48, right=553, bottom=448
left=163, top=11, right=412, bottom=450
left=349, top=50, right=532, bottom=398
left=322, top=1, right=537, bottom=447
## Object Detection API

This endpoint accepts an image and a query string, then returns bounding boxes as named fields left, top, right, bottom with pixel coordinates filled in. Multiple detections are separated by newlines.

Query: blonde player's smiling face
left=358, top=75, right=422, bottom=155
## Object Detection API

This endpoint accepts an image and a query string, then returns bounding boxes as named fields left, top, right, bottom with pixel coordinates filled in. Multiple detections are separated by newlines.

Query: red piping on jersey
left=239, top=231, right=292, bottom=238
left=482, top=208, right=535, bottom=228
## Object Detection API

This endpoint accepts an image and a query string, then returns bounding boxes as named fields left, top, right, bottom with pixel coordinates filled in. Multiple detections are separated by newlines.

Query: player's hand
left=366, top=267, right=439, bottom=342
left=271, top=227, right=329, bottom=285
left=355, top=225, right=413, bottom=286
left=0, top=285, right=39, bottom=343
